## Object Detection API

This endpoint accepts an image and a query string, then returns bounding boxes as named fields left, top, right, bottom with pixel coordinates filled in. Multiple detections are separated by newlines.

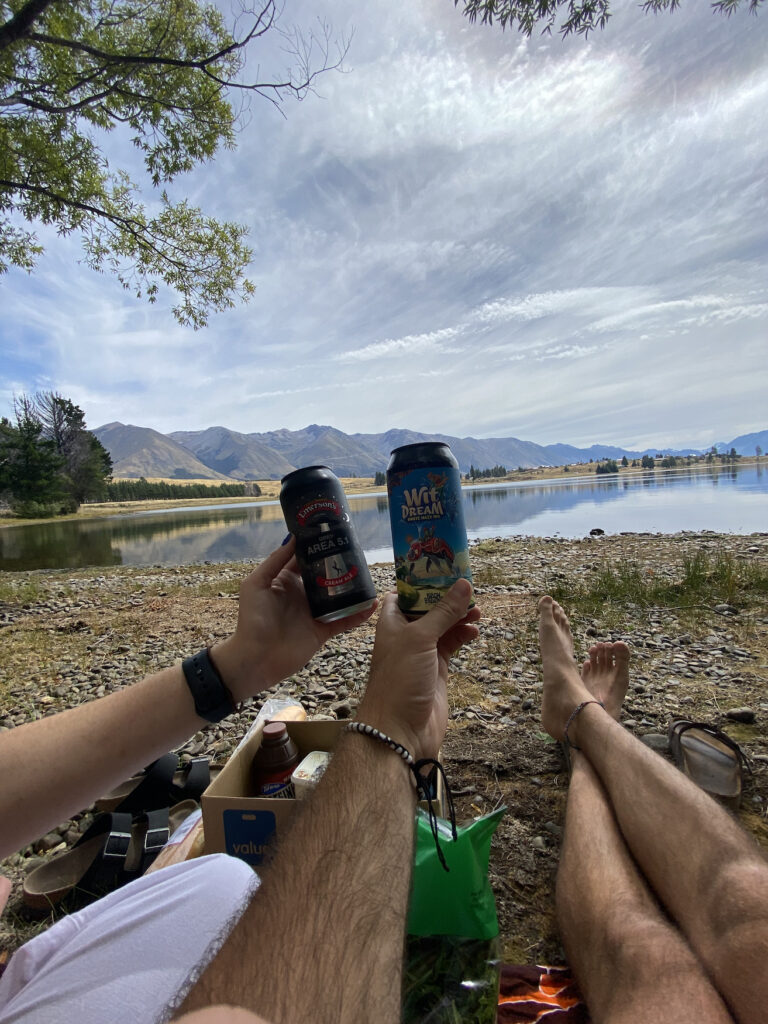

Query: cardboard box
left=202, top=719, right=444, bottom=867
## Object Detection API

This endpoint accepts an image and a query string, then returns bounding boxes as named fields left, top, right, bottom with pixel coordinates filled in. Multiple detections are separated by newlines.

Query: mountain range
left=92, top=423, right=768, bottom=481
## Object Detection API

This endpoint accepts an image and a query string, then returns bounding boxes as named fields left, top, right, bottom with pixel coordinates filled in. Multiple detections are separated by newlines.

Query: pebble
left=330, top=700, right=353, bottom=719
left=726, top=707, right=756, bottom=724
left=37, top=832, right=63, bottom=852
left=640, top=733, right=669, bottom=754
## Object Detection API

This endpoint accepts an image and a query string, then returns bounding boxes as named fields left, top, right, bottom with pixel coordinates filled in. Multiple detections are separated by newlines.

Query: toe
left=582, top=658, right=592, bottom=678
left=537, top=595, right=555, bottom=615
left=613, top=641, right=630, bottom=662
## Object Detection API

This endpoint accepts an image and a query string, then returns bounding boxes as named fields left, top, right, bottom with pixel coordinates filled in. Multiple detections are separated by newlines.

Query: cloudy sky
left=1, top=0, right=766, bottom=450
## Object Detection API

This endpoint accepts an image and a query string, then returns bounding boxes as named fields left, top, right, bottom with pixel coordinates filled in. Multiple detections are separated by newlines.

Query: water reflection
left=1, top=466, right=765, bottom=572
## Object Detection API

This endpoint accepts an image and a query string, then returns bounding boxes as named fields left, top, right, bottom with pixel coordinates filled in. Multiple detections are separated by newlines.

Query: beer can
left=386, top=442, right=474, bottom=615
left=280, top=465, right=376, bottom=622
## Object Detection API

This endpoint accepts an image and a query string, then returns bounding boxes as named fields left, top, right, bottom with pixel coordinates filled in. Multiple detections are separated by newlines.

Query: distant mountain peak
left=94, top=422, right=767, bottom=481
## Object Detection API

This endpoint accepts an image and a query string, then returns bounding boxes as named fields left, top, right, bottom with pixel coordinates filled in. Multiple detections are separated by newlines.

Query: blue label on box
left=223, top=809, right=277, bottom=865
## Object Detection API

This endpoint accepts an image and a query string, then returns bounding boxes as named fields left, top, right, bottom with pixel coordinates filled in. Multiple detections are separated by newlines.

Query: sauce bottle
left=251, top=722, right=300, bottom=798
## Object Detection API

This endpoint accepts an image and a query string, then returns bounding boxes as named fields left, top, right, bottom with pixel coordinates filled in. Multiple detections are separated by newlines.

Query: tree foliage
left=0, top=1, right=346, bottom=326
left=455, top=0, right=763, bottom=38
left=102, top=478, right=253, bottom=501
left=466, top=463, right=508, bottom=479
left=0, top=390, right=112, bottom=515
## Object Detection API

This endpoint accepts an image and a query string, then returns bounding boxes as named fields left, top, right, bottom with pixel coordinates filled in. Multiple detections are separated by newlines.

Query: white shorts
left=0, top=854, right=259, bottom=1024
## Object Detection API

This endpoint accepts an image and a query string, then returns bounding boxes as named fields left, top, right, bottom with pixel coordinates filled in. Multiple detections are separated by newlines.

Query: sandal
left=95, top=753, right=179, bottom=813
left=96, top=755, right=220, bottom=813
left=168, top=757, right=221, bottom=804
left=23, top=802, right=198, bottom=911
left=668, top=720, right=747, bottom=810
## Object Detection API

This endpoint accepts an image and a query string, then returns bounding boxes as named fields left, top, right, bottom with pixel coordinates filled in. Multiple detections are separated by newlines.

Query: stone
left=531, top=836, right=548, bottom=852
left=330, top=700, right=353, bottom=719
left=640, top=733, right=669, bottom=754
left=38, top=831, right=64, bottom=851
left=725, top=707, right=756, bottom=724
left=714, top=604, right=739, bottom=616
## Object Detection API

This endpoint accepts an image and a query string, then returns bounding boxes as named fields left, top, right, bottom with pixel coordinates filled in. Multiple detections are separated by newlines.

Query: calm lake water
left=1, top=465, right=766, bottom=573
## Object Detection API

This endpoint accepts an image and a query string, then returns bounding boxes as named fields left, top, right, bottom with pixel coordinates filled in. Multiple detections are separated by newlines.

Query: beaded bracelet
left=563, top=700, right=605, bottom=750
left=345, top=721, right=415, bottom=765
left=346, top=721, right=456, bottom=872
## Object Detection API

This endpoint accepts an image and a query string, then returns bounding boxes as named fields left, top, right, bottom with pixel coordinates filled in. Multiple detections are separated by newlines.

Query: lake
left=1, top=465, right=766, bottom=573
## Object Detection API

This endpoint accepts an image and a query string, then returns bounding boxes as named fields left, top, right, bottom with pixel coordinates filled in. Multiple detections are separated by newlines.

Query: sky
left=1, top=0, right=767, bottom=451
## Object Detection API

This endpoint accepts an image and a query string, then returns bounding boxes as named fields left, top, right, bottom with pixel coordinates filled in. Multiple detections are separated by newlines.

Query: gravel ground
left=1, top=531, right=767, bottom=964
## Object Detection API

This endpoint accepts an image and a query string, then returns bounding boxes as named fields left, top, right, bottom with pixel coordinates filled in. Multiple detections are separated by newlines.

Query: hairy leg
left=540, top=597, right=768, bottom=1024
left=559, top=752, right=732, bottom=1024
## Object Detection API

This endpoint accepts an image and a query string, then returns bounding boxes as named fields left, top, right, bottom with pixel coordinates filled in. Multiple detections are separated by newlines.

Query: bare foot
left=538, top=596, right=592, bottom=741
left=581, top=641, right=630, bottom=721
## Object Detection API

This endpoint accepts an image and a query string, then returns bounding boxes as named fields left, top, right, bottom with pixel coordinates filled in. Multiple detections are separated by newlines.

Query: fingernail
left=281, top=533, right=292, bottom=546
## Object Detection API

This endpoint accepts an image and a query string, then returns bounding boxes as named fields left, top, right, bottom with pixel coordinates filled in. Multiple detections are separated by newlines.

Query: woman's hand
left=211, top=538, right=376, bottom=703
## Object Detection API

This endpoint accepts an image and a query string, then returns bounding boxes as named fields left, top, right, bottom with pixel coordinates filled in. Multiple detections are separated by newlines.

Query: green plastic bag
left=403, top=807, right=505, bottom=1023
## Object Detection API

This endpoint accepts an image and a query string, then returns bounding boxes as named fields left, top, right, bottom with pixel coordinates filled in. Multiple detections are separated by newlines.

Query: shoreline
left=1, top=531, right=767, bottom=961
left=1, top=459, right=760, bottom=530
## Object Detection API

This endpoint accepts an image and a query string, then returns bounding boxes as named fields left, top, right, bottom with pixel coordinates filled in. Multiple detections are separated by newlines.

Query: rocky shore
left=1, top=531, right=767, bottom=963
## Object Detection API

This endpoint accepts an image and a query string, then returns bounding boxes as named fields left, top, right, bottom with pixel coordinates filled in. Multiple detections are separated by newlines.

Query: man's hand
left=357, top=579, right=480, bottom=762
left=211, top=538, right=376, bottom=703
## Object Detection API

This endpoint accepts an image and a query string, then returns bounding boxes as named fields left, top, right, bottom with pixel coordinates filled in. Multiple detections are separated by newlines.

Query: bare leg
left=540, top=597, right=768, bottom=1024
left=557, top=638, right=731, bottom=1023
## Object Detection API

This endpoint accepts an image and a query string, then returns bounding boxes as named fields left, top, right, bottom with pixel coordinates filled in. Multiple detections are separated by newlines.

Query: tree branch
left=0, top=177, right=188, bottom=271
left=0, top=0, right=54, bottom=50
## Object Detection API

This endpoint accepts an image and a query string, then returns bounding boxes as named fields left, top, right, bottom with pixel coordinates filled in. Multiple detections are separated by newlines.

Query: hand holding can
left=385, top=443, right=474, bottom=615
left=280, top=465, right=376, bottom=622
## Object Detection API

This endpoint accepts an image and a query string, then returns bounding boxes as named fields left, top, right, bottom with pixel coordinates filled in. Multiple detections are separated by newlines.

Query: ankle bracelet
left=564, top=700, right=604, bottom=750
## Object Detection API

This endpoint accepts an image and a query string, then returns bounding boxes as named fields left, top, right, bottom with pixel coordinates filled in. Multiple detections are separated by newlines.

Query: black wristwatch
left=182, top=647, right=237, bottom=723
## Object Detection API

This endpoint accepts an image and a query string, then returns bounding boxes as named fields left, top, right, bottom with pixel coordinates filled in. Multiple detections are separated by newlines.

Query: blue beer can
left=386, top=442, right=474, bottom=615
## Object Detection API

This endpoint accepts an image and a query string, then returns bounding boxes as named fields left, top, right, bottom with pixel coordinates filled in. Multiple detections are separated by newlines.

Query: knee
left=598, top=902, right=699, bottom=983
left=704, top=858, right=768, bottom=966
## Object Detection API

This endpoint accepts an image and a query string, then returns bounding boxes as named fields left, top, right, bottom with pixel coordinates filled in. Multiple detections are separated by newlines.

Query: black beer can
left=280, top=465, right=376, bottom=622
left=386, top=442, right=474, bottom=615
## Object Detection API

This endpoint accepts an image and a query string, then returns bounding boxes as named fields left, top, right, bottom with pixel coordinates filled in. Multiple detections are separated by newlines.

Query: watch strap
left=182, top=647, right=237, bottom=723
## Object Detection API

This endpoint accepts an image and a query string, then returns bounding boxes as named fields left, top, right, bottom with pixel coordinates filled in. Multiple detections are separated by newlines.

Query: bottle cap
left=263, top=721, right=288, bottom=742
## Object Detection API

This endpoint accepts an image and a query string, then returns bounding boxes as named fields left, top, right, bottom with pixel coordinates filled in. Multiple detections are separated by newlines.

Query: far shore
left=0, top=457, right=760, bottom=530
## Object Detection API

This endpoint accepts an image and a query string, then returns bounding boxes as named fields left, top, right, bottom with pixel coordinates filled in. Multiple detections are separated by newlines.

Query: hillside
left=168, top=427, right=294, bottom=480
left=94, top=421, right=767, bottom=480
left=94, top=423, right=230, bottom=481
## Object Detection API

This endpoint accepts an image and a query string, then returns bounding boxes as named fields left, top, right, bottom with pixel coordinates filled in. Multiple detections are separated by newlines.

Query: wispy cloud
left=334, top=327, right=461, bottom=362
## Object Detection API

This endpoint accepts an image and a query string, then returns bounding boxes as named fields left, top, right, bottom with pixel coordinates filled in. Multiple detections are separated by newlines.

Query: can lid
left=389, top=441, right=452, bottom=456
left=280, top=465, right=331, bottom=484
